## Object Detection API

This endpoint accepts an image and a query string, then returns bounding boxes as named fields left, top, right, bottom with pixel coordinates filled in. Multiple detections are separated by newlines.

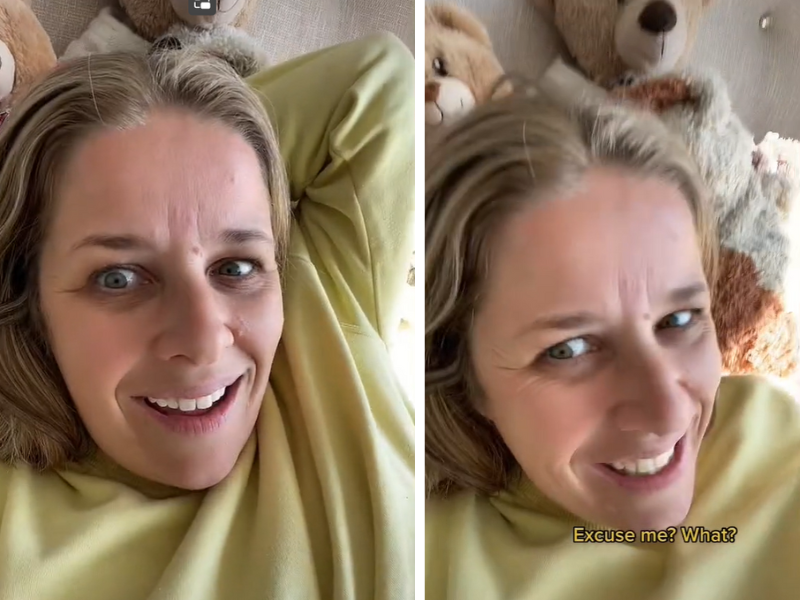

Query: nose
left=638, top=1, right=677, bottom=34
left=614, top=354, right=689, bottom=436
left=426, top=81, right=440, bottom=103
left=154, top=285, right=234, bottom=366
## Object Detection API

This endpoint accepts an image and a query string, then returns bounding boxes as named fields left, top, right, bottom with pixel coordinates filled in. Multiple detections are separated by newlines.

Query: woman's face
left=471, top=168, right=722, bottom=533
left=38, top=109, right=283, bottom=490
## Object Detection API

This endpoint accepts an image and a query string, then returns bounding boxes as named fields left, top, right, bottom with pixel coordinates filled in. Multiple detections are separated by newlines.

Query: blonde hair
left=425, top=91, right=718, bottom=498
left=0, top=49, right=290, bottom=469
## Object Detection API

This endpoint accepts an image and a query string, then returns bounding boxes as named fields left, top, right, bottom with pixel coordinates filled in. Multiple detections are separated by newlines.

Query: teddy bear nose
left=639, top=0, right=678, bottom=34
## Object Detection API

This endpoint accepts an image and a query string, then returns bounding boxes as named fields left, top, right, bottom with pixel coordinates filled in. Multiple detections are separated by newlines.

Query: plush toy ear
left=427, top=4, right=493, bottom=48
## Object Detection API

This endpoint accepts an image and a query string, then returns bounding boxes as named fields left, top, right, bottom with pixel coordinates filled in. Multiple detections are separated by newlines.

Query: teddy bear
left=425, top=3, right=507, bottom=129
left=536, top=0, right=716, bottom=88
left=0, top=0, right=57, bottom=118
left=120, top=0, right=258, bottom=42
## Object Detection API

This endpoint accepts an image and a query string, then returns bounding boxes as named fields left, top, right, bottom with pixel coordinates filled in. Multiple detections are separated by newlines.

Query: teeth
left=609, top=446, right=675, bottom=476
left=147, top=386, right=227, bottom=413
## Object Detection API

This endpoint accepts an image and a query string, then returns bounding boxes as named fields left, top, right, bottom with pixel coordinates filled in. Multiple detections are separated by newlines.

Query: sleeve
left=246, top=33, right=415, bottom=341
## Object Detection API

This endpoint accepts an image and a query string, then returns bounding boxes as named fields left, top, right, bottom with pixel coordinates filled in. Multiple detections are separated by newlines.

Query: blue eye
left=660, top=310, right=696, bottom=329
left=96, top=268, right=137, bottom=290
left=546, top=337, right=591, bottom=360
left=217, top=260, right=256, bottom=277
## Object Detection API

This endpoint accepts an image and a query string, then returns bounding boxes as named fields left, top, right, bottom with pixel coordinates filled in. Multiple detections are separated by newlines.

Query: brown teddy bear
left=120, top=0, right=257, bottom=42
left=0, top=0, right=57, bottom=118
left=425, top=3, right=506, bottom=129
left=538, top=0, right=715, bottom=87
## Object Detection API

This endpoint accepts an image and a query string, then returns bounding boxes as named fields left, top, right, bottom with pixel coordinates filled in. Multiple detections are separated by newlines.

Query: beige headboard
left=438, top=0, right=800, bottom=140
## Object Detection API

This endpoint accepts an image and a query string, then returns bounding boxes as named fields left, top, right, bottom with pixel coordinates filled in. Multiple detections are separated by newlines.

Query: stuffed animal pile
left=428, top=0, right=800, bottom=379
left=0, top=0, right=268, bottom=115
left=541, top=0, right=800, bottom=379
left=63, top=1, right=267, bottom=77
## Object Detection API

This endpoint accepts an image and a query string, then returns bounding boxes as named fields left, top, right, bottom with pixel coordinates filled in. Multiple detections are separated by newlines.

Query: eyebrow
left=70, top=228, right=274, bottom=253
left=514, top=282, right=709, bottom=339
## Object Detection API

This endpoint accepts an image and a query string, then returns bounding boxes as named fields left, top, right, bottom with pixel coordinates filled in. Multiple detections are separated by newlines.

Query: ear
left=427, top=3, right=493, bottom=48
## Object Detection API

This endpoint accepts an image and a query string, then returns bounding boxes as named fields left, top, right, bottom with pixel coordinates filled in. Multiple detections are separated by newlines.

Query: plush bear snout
left=615, top=0, right=688, bottom=78
left=425, top=77, right=476, bottom=126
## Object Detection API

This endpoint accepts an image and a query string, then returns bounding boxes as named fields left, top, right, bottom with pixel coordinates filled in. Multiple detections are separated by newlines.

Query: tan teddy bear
left=0, top=0, right=57, bottom=117
left=425, top=3, right=506, bottom=129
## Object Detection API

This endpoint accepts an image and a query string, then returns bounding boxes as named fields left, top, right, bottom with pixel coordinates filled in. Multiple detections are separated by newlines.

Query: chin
left=617, top=507, right=690, bottom=536
left=174, top=465, right=236, bottom=490
left=147, top=452, right=243, bottom=490
left=602, top=491, right=694, bottom=535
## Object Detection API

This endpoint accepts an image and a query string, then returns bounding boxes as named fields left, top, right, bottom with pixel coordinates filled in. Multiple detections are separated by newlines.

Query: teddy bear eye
left=433, top=57, right=448, bottom=77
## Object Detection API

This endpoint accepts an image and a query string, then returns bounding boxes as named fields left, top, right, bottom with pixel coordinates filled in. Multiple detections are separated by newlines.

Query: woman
left=0, top=34, right=414, bottom=599
left=425, top=91, right=800, bottom=599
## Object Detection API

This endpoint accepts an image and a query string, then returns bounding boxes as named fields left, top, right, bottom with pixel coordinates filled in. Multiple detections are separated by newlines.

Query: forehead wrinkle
left=48, top=109, right=274, bottom=267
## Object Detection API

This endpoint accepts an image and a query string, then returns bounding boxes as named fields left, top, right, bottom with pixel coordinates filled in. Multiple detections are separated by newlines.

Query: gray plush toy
left=152, top=23, right=268, bottom=78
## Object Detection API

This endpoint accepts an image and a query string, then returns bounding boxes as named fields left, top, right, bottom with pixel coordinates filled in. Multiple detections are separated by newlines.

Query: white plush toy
left=62, top=8, right=149, bottom=59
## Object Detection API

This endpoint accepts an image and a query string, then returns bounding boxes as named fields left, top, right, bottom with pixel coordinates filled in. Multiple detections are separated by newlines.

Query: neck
left=491, top=476, right=616, bottom=532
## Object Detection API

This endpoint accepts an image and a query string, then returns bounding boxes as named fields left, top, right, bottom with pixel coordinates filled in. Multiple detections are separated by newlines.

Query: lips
left=606, top=445, right=676, bottom=476
left=595, top=437, right=687, bottom=493
left=146, top=385, right=228, bottom=414
left=135, top=376, right=244, bottom=435
left=136, top=375, right=240, bottom=404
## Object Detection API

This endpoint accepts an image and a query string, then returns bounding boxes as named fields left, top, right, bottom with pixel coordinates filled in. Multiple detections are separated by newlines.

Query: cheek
left=42, top=298, right=148, bottom=402
left=677, top=330, right=722, bottom=411
left=236, top=290, right=284, bottom=358
left=482, top=372, right=604, bottom=470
